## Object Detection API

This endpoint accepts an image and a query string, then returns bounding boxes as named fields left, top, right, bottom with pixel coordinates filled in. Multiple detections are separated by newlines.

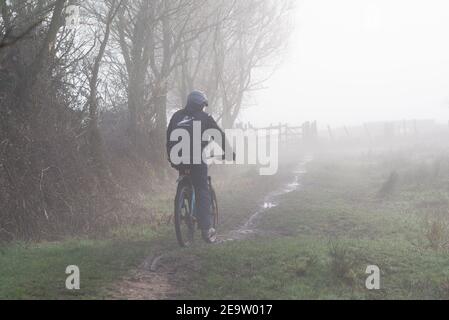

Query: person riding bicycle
left=166, top=91, right=235, bottom=243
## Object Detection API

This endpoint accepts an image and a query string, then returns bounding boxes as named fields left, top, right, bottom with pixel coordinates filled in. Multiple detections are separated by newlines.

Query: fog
left=3, top=0, right=449, bottom=301
left=243, top=0, right=449, bottom=127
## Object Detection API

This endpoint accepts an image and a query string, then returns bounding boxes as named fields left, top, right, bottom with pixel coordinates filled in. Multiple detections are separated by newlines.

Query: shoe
left=201, top=228, right=217, bottom=244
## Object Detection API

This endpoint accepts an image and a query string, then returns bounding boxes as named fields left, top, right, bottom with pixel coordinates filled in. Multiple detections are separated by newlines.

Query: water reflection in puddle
left=218, top=157, right=313, bottom=243
left=263, top=202, right=277, bottom=209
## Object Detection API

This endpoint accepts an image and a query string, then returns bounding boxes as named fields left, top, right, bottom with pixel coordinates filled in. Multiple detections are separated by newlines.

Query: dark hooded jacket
left=166, top=101, right=228, bottom=166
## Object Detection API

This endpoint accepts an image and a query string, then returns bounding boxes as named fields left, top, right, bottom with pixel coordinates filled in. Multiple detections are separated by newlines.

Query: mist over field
left=1, top=0, right=449, bottom=302
left=245, top=0, right=449, bottom=127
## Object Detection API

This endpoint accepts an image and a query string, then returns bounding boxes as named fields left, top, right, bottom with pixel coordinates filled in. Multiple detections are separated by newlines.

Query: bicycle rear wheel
left=174, top=181, right=195, bottom=247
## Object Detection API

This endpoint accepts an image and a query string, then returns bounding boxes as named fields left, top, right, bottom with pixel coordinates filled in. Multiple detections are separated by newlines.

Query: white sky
left=241, top=0, right=449, bottom=127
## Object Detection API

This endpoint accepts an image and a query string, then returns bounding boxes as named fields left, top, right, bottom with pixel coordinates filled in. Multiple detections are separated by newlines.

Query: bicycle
left=174, top=167, right=218, bottom=247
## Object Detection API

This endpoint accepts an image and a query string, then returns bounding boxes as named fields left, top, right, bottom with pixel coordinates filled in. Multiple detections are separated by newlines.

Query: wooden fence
left=234, top=121, right=318, bottom=143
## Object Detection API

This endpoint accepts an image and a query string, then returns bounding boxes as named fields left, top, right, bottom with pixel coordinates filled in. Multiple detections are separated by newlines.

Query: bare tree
left=174, top=0, right=295, bottom=128
left=16, top=0, right=67, bottom=109
left=85, top=0, right=122, bottom=182
left=115, top=0, right=152, bottom=150
left=114, top=0, right=214, bottom=163
left=0, top=0, right=55, bottom=51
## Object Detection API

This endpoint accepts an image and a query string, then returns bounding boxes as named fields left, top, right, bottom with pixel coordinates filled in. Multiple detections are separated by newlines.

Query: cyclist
left=166, top=91, right=235, bottom=243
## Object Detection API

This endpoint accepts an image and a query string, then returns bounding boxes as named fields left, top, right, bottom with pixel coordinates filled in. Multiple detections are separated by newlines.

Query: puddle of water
left=263, top=202, right=277, bottom=209
left=219, top=157, right=313, bottom=243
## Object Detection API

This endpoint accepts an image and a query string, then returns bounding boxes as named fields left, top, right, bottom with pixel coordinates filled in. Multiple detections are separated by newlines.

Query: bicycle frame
left=177, top=172, right=213, bottom=221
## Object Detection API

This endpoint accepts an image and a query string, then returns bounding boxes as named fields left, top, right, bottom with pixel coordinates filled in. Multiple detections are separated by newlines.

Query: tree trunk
left=16, top=0, right=66, bottom=112
left=152, top=82, right=168, bottom=170
left=127, top=68, right=146, bottom=148
left=87, top=0, right=120, bottom=185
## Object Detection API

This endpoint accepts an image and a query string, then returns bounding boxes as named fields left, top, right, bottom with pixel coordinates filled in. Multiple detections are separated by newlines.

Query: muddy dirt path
left=218, top=157, right=311, bottom=243
left=111, top=158, right=311, bottom=300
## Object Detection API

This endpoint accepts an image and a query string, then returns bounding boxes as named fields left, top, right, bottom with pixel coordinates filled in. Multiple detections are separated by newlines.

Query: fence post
left=312, top=121, right=318, bottom=140
left=364, top=123, right=372, bottom=141
left=327, top=125, right=333, bottom=141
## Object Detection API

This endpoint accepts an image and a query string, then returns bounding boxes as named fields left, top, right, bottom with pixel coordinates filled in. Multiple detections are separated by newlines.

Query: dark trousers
left=190, top=164, right=212, bottom=230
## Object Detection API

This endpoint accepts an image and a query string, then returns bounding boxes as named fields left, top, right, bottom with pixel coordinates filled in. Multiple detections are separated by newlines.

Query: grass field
left=0, top=162, right=293, bottom=300
left=2, top=148, right=449, bottom=300
left=174, top=149, right=449, bottom=300
left=0, top=227, right=169, bottom=299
